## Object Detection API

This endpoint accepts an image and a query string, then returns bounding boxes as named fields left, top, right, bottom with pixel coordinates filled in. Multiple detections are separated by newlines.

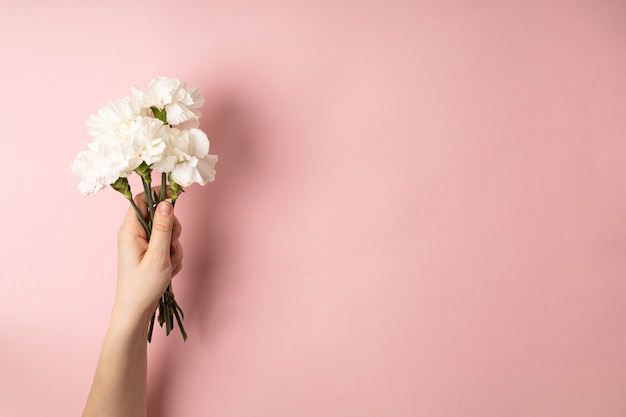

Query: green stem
left=147, top=312, right=156, bottom=342
left=161, top=172, right=167, bottom=202
left=128, top=197, right=151, bottom=240
left=141, top=177, right=154, bottom=224
left=158, top=297, right=165, bottom=326
left=131, top=171, right=189, bottom=342
left=166, top=283, right=187, bottom=341
left=173, top=305, right=188, bottom=341
left=164, top=293, right=173, bottom=335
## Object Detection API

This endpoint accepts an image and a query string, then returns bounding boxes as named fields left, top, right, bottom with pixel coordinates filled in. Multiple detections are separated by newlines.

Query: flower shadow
left=147, top=85, right=262, bottom=417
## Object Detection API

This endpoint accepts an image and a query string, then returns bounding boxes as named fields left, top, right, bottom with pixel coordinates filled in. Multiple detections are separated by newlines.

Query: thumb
left=147, top=201, right=174, bottom=261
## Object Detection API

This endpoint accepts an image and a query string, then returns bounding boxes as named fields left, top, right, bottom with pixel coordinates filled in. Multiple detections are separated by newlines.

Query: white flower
left=153, top=127, right=217, bottom=186
left=132, top=77, right=204, bottom=126
left=123, top=116, right=168, bottom=166
left=73, top=115, right=171, bottom=196
left=73, top=77, right=216, bottom=198
left=71, top=134, right=136, bottom=196
left=86, top=96, right=145, bottom=138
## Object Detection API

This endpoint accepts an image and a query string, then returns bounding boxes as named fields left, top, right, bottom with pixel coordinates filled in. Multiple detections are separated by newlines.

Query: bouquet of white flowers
left=72, top=77, right=218, bottom=342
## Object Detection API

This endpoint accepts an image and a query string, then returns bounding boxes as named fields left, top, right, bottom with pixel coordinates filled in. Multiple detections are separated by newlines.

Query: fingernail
left=159, top=201, right=172, bottom=215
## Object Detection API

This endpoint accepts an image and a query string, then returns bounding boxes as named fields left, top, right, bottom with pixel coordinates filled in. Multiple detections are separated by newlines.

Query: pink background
left=1, top=1, right=626, bottom=416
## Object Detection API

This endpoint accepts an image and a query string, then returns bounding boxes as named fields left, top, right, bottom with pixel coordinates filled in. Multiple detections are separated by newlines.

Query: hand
left=114, top=193, right=183, bottom=324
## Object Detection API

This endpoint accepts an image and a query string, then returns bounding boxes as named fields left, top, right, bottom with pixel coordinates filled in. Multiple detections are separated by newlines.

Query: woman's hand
left=114, top=193, right=183, bottom=325
left=82, top=193, right=184, bottom=417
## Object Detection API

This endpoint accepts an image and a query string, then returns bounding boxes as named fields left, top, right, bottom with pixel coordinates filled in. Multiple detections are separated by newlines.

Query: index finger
left=119, top=193, right=149, bottom=242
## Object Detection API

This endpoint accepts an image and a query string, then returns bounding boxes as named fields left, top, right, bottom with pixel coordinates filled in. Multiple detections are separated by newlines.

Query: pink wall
left=1, top=1, right=625, bottom=416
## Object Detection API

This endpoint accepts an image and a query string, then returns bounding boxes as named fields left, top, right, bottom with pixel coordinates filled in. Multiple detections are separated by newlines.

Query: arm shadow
left=148, top=85, right=263, bottom=417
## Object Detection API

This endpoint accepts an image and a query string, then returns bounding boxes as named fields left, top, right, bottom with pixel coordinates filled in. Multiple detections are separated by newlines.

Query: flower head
left=152, top=127, right=217, bottom=186
left=86, top=96, right=146, bottom=138
left=73, top=77, right=215, bottom=197
left=124, top=116, right=168, bottom=166
left=71, top=134, right=136, bottom=196
left=132, top=77, right=204, bottom=126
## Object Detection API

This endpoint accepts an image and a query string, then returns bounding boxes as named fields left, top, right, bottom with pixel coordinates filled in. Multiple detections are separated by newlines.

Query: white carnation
left=132, top=77, right=204, bottom=126
left=152, top=127, right=217, bottom=186
left=86, top=96, right=146, bottom=138
left=73, top=77, right=216, bottom=198
left=71, top=134, right=136, bottom=196
left=123, top=116, right=168, bottom=166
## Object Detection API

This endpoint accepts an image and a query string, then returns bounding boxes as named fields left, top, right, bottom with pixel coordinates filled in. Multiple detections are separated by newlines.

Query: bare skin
left=82, top=193, right=183, bottom=417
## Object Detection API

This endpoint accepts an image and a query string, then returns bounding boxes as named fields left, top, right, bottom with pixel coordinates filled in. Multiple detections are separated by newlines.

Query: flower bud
left=110, top=177, right=132, bottom=199
left=168, top=174, right=184, bottom=202
left=134, top=161, right=153, bottom=184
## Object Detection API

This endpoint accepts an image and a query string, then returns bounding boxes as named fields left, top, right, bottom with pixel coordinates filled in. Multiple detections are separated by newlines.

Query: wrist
left=110, top=299, right=154, bottom=337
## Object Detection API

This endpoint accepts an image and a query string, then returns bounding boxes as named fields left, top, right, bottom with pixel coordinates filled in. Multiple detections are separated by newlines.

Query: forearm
left=82, top=199, right=179, bottom=417
left=82, top=307, right=149, bottom=417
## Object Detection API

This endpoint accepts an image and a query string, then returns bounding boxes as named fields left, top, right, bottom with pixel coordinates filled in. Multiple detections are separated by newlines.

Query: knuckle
left=117, top=226, right=131, bottom=243
left=145, top=250, right=170, bottom=268
left=152, top=221, right=171, bottom=233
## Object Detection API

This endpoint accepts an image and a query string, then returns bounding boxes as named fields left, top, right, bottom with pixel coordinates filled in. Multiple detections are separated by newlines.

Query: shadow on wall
left=147, top=81, right=263, bottom=417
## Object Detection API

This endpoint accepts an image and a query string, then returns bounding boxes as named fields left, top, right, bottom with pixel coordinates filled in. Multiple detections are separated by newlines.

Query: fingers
left=118, top=191, right=150, bottom=243
left=120, top=190, right=183, bottom=277
left=118, top=203, right=149, bottom=257
left=130, top=188, right=174, bottom=221
left=120, top=188, right=176, bottom=237
left=146, top=201, right=174, bottom=263
left=171, top=216, right=182, bottom=249
left=171, top=244, right=184, bottom=277
left=132, top=192, right=150, bottom=219
left=170, top=216, right=183, bottom=276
